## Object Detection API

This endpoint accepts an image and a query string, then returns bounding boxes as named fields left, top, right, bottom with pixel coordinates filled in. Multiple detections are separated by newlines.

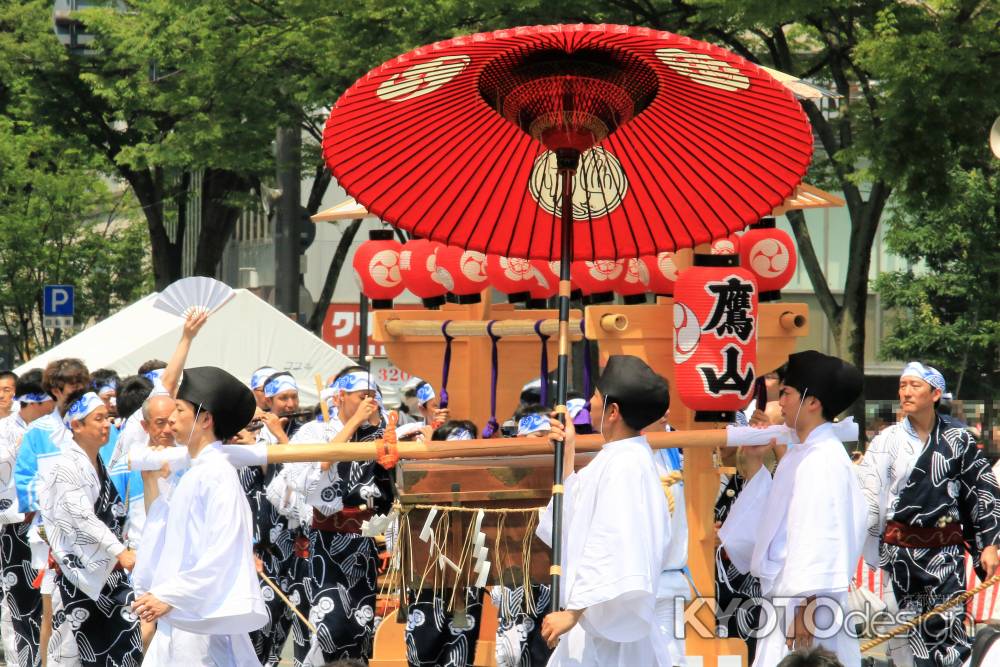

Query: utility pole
left=275, top=126, right=301, bottom=319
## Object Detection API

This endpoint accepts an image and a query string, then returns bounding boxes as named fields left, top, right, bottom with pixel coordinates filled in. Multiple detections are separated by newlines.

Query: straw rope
left=860, top=571, right=1000, bottom=652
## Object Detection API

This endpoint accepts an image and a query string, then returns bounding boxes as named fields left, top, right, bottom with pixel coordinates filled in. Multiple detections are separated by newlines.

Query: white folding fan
left=153, top=276, right=235, bottom=318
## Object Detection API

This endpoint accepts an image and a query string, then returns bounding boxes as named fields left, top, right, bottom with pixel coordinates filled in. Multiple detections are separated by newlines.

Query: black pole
left=275, top=126, right=302, bottom=318
left=550, top=147, right=579, bottom=612
left=358, top=292, right=370, bottom=368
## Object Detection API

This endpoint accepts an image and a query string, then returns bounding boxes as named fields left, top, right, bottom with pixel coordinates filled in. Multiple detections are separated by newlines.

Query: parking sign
left=43, top=285, right=74, bottom=328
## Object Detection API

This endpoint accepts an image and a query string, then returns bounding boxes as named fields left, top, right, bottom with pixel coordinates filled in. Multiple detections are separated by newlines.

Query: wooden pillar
left=584, top=297, right=808, bottom=666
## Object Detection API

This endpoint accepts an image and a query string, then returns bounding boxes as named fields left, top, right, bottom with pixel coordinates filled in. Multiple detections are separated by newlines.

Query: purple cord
left=534, top=320, right=550, bottom=406
left=482, top=320, right=501, bottom=438
left=439, top=320, right=453, bottom=409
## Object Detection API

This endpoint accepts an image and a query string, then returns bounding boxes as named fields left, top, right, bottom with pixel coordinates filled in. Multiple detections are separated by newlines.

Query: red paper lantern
left=614, top=258, right=649, bottom=304
left=739, top=218, right=797, bottom=301
left=399, top=238, right=447, bottom=308
left=673, top=253, right=758, bottom=421
left=571, top=259, right=623, bottom=304
left=639, top=253, right=678, bottom=297
left=710, top=234, right=740, bottom=256
left=435, top=245, right=489, bottom=304
left=526, top=259, right=559, bottom=306
left=486, top=255, right=535, bottom=303
left=352, top=230, right=405, bottom=309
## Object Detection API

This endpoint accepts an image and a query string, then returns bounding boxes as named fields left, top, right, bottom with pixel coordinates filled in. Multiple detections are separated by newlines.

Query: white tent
left=15, top=289, right=355, bottom=405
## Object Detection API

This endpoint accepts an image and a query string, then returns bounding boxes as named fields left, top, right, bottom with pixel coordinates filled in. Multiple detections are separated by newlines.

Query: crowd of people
left=0, top=308, right=997, bottom=667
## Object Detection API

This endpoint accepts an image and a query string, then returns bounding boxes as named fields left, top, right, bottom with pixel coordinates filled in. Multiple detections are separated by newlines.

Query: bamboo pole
left=265, top=429, right=727, bottom=464
left=383, top=318, right=583, bottom=339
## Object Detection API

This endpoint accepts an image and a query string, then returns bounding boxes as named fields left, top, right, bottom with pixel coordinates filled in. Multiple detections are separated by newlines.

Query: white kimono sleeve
left=855, top=432, right=891, bottom=568
left=778, top=454, right=861, bottom=598
left=150, top=479, right=262, bottom=633
left=536, top=472, right=578, bottom=547
left=42, top=461, right=126, bottom=600
left=718, top=467, right=773, bottom=574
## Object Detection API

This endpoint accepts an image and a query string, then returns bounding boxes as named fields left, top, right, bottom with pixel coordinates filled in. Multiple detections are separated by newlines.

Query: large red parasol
left=323, top=23, right=812, bottom=612
left=323, top=24, right=812, bottom=260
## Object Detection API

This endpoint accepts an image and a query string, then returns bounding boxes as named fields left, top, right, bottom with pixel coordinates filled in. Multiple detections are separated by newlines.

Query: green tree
left=876, top=168, right=999, bottom=398
left=0, top=117, right=152, bottom=359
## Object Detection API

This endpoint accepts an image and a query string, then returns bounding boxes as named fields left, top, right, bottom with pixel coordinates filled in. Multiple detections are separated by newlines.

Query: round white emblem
left=368, top=250, right=402, bottom=287
left=673, top=302, right=701, bottom=363
left=656, top=48, right=750, bottom=92
left=528, top=147, right=628, bottom=219
left=657, top=252, right=679, bottom=281
left=459, top=251, right=488, bottom=283
left=586, top=259, right=624, bottom=283
left=500, top=257, right=533, bottom=282
left=377, top=55, right=471, bottom=102
left=749, top=238, right=790, bottom=277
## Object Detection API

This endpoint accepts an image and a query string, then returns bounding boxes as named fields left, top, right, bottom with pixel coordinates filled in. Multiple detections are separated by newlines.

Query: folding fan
left=153, top=277, right=235, bottom=318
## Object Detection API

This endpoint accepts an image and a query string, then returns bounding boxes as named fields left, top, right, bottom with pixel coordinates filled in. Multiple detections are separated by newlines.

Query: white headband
left=251, top=367, right=279, bottom=390
left=64, top=392, right=104, bottom=426
left=264, top=374, right=298, bottom=398
left=336, top=371, right=377, bottom=394
left=901, top=361, right=946, bottom=394
left=416, top=383, right=436, bottom=405
left=517, top=413, right=551, bottom=436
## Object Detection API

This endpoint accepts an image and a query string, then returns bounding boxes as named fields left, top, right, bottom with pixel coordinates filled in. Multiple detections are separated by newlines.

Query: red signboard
left=321, top=303, right=420, bottom=359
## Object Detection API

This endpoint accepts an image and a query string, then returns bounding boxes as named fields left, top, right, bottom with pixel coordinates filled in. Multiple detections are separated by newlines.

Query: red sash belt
left=312, top=507, right=373, bottom=534
left=884, top=520, right=965, bottom=548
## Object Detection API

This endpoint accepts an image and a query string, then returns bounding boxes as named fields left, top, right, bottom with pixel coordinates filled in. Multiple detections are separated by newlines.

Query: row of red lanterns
left=353, top=219, right=797, bottom=309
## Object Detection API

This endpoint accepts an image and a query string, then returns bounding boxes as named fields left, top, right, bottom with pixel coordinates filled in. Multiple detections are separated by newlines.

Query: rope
left=534, top=320, right=551, bottom=406
left=860, top=571, right=1000, bottom=652
left=482, top=321, right=501, bottom=438
left=439, top=320, right=454, bottom=410
left=660, top=471, right=683, bottom=515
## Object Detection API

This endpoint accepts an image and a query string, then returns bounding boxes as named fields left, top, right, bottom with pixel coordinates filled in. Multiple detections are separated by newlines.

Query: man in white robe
left=132, top=366, right=266, bottom=666
left=719, top=350, right=868, bottom=667
left=537, top=354, right=673, bottom=666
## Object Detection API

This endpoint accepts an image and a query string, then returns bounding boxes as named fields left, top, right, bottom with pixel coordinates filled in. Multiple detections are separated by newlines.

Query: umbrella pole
left=550, top=148, right=580, bottom=612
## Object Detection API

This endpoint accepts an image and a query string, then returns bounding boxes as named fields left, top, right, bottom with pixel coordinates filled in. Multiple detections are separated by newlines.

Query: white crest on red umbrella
left=377, top=55, right=471, bottom=102
left=657, top=252, right=678, bottom=281
left=528, top=147, right=628, bottom=219
left=655, top=48, right=750, bottom=92
left=368, top=250, right=402, bottom=287
left=500, top=257, right=533, bottom=281
left=460, top=250, right=488, bottom=282
left=749, top=238, right=790, bottom=277
left=673, top=302, right=701, bottom=363
left=711, top=238, right=737, bottom=255
left=586, top=259, right=624, bottom=282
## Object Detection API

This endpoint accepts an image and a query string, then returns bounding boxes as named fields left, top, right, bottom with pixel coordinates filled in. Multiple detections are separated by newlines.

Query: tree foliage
left=876, top=168, right=999, bottom=396
left=0, top=117, right=151, bottom=360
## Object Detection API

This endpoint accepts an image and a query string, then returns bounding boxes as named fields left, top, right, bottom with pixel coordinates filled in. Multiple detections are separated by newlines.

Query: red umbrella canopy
left=323, top=24, right=813, bottom=261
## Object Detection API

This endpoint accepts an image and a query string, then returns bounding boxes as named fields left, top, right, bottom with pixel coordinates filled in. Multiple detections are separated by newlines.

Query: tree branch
left=786, top=208, right=842, bottom=324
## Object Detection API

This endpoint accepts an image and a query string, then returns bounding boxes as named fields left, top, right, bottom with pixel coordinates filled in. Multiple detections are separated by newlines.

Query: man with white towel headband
left=857, top=361, right=1000, bottom=667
